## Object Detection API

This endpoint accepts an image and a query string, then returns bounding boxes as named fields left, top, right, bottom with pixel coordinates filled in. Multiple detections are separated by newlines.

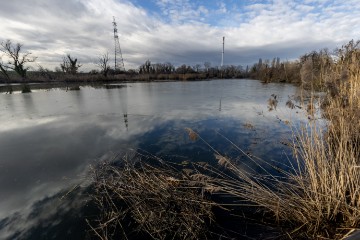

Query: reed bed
left=88, top=154, right=215, bottom=240
left=193, top=41, right=360, bottom=239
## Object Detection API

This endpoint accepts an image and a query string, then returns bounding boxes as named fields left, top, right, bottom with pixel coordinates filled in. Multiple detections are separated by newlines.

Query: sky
left=0, top=0, right=359, bottom=71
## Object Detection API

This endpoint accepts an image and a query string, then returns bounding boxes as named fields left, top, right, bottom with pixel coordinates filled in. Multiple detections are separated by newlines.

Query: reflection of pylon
left=113, top=17, right=125, bottom=72
left=124, top=113, right=128, bottom=131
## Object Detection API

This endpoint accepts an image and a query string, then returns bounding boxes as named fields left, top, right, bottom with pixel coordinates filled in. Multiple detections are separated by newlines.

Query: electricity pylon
left=112, top=17, right=125, bottom=72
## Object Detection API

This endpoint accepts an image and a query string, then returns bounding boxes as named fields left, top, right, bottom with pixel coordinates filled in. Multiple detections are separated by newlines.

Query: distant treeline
left=0, top=60, right=247, bottom=83
left=246, top=39, right=360, bottom=91
left=0, top=39, right=359, bottom=88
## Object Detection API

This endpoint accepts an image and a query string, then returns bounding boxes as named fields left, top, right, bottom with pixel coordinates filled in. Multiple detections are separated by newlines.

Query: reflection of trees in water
left=22, top=93, right=38, bottom=115
left=69, top=87, right=85, bottom=111
left=3, top=93, right=14, bottom=110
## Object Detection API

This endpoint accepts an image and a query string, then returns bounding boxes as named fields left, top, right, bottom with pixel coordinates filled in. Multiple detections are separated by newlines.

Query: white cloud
left=0, top=0, right=358, bottom=71
left=216, top=2, right=228, bottom=14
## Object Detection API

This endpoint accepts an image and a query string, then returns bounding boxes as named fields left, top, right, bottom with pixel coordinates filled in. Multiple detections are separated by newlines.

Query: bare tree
left=0, top=60, right=10, bottom=81
left=0, top=39, right=36, bottom=79
left=139, top=60, right=152, bottom=74
left=60, top=54, right=81, bottom=75
left=193, top=64, right=202, bottom=73
left=204, top=62, right=211, bottom=73
left=37, top=65, right=54, bottom=80
left=97, top=52, right=110, bottom=77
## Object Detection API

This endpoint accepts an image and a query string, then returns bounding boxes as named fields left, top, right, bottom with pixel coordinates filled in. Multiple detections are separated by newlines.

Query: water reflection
left=119, top=86, right=128, bottom=131
left=71, top=87, right=84, bottom=109
left=0, top=79, right=309, bottom=239
left=0, top=186, right=94, bottom=240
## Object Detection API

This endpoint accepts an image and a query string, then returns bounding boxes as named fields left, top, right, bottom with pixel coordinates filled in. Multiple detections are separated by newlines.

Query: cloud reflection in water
left=0, top=80, right=308, bottom=239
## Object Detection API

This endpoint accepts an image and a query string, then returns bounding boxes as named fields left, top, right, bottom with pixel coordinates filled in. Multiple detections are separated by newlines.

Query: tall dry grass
left=88, top=154, right=215, bottom=240
left=193, top=41, right=360, bottom=239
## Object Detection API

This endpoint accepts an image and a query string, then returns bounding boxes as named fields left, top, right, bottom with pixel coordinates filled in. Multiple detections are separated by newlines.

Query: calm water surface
left=0, top=79, right=307, bottom=239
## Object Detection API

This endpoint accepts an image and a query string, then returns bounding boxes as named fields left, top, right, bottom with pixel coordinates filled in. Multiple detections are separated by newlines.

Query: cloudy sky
left=0, top=0, right=359, bottom=71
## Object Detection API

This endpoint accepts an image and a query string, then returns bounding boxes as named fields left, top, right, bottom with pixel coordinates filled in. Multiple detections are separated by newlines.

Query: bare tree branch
left=0, top=39, right=36, bottom=79
left=97, top=52, right=110, bottom=77
left=60, top=54, right=81, bottom=75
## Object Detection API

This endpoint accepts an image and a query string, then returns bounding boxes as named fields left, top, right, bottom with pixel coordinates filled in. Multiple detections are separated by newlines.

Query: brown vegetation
left=249, top=40, right=359, bottom=91
left=88, top=40, right=360, bottom=239
left=248, top=57, right=301, bottom=83
left=89, top=155, right=215, bottom=240
left=205, top=40, right=360, bottom=239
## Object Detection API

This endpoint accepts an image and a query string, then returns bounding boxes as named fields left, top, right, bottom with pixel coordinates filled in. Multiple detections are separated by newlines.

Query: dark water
left=0, top=79, right=308, bottom=239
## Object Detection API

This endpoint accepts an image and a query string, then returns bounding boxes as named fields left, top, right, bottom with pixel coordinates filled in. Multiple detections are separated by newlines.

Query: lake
left=0, top=79, right=308, bottom=239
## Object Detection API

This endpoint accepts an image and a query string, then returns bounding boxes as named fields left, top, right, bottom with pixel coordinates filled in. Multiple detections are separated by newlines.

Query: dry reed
left=173, top=41, right=360, bottom=239
left=193, top=41, right=360, bottom=239
left=88, top=154, right=216, bottom=240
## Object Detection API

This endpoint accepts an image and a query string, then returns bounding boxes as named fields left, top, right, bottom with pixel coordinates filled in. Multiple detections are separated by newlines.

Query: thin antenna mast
left=112, top=16, right=125, bottom=72
left=221, top=36, right=225, bottom=68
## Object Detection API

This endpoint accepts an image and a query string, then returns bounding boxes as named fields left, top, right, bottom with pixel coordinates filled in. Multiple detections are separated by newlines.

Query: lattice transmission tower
left=221, top=36, right=225, bottom=68
left=112, top=17, right=125, bottom=72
